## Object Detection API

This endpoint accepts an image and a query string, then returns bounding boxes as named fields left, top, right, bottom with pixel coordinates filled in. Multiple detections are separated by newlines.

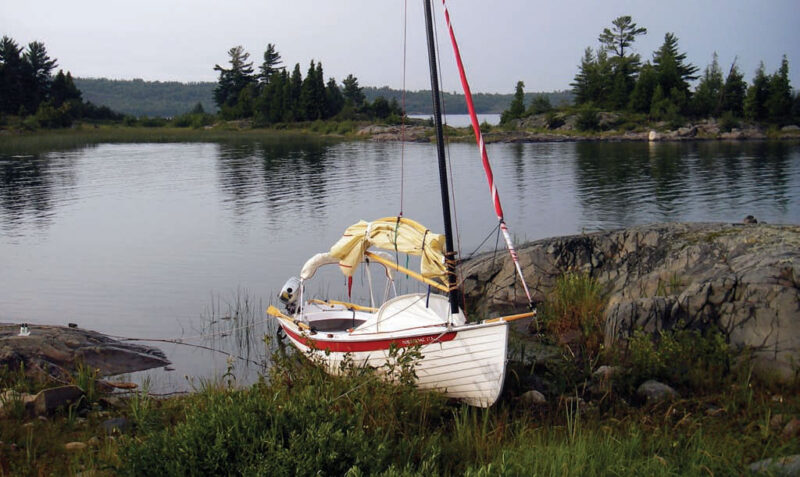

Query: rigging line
left=464, top=222, right=501, bottom=259
left=399, top=0, right=408, bottom=216
left=122, top=337, right=265, bottom=367
left=430, top=0, right=464, bottom=290
left=106, top=316, right=270, bottom=347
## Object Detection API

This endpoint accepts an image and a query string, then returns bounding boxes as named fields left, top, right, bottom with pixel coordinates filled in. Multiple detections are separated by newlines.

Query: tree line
left=502, top=16, right=799, bottom=127
left=0, top=35, right=122, bottom=127
left=212, top=44, right=402, bottom=124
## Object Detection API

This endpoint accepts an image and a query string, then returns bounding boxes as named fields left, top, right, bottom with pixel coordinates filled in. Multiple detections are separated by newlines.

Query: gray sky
left=2, top=0, right=799, bottom=94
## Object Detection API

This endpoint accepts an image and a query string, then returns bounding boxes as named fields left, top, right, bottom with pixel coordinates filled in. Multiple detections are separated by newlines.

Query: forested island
left=1, top=15, right=799, bottom=135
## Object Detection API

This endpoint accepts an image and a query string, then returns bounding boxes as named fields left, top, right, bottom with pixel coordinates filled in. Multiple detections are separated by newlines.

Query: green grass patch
left=1, top=323, right=798, bottom=475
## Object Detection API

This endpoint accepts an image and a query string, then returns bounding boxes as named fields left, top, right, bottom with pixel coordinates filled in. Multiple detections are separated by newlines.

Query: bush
left=545, top=111, right=564, bottom=129
left=719, top=111, right=740, bottom=132
left=617, top=326, right=731, bottom=394
left=34, top=102, right=73, bottom=128
left=576, top=106, right=600, bottom=131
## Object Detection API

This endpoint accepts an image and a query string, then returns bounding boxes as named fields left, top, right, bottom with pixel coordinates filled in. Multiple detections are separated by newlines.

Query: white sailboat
left=268, top=0, right=535, bottom=407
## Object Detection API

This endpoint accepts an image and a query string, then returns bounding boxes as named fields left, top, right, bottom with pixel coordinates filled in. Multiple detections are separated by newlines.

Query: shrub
left=540, top=272, right=606, bottom=366
left=576, top=106, right=600, bottom=131
left=719, top=111, right=740, bottom=132
left=618, top=325, right=731, bottom=394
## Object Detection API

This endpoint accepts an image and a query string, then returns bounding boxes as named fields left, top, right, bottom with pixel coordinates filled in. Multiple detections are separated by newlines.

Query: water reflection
left=0, top=152, right=79, bottom=238
left=215, top=139, right=333, bottom=224
left=572, top=141, right=797, bottom=229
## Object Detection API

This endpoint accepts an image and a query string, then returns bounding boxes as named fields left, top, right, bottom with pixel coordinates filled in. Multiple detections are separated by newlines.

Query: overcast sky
left=2, top=0, right=799, bottom=94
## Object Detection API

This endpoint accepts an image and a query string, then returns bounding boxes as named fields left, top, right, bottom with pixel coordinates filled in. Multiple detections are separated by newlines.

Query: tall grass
left=539, top=272, right=606, bottom=370
left=112, top=341, right=800, bottom=476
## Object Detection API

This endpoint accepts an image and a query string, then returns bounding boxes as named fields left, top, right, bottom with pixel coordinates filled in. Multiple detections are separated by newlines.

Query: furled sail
left=328, top=217, right=447, bottom=284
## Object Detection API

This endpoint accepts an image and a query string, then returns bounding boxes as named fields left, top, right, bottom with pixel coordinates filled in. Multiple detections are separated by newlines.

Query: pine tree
left=720, top=61, right=746, bottom=116
left=258, top=43, right=283, bottom=86
left=213, top=46, right=255, bottom=115
left=287, top=63, right=303, bottom=121
left=744, top=63, right=769, bottom=121
left=500, top=81, right=526, bottom=124
left=50, top=70, right=82, bottom=107
left=527, top=94, right=552, bottom=115
left=598, top=16, right=647, bottom=109
left=0, top=36, right=24, bottom=114
left=571, top=47, right=612, bottom=106
left=629, top=62, right=658, bottom=113
left=765, top=55, right=792, bottom=123
left=692, top=53, right=724, bottom=117
left=21, top=41, right=58, bottom=113
left=652, top=33, right=698, bottom=113
left=325, top=77, right=344, bottom=118
left=342, top=74, right=365, bottom=108
left=299, top=60, right=326, bottom=120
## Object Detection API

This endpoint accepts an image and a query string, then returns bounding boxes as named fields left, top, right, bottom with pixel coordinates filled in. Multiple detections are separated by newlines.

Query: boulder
left=518, top=390, right=547, bottom=406
left=460, top=223, right=800, bottom=384
left=782, top=418, right=800, bottom=439
left=33, top=385, right=84, bottom=415
left=749, top=455, right=800, bottom=476
left=636, top=380, right=679, bottom=403
left=64, top=441, right=88, bottom=451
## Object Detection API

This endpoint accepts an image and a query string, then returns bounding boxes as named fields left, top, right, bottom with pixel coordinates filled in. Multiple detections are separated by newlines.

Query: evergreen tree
left=299, top=60, right=326, bottom=120
left=571, top=47, right=612, bottom=106
left=50, top=70, right=82, bottom=107
left=258, top=43, right=283, bottom=86
left=527, top=94, right=552, bottom=115
left=213, top=46, right=255, bottom=116
left=371, top=96, right=391, bottom=119
left=255, top=69, right=289, bottom=124
left=0, top=36, right=24, bottom=114
left=287, top=63, right=303, bottom=121
left=629, top=61, right=658, bottom=113
left=744, top=62, right=769, bottom=121
left=598, top=16, right=647, bottom=109
left=720, top=61, right=746, bottom=116
left=765, top=55, right=792, bottom=123
left=598, top=16, right=647, bottom=59
left=342, top=74, right=365, bottom=108
left=652, top=33, right=698, bottom=113
left=793, top=92, right=800, bottom=123
left=500, top=81, right=526, bottom=124
left=325, top=77, right=344, bottom=118
left=21, top=41, right=57, bottom=113
left=692, top=53, right=724, bottom=117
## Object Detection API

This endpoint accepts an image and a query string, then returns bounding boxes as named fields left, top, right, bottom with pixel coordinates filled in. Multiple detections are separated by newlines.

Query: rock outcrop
left=460, top=222, right=800, bottom=383
left=0, top=324, right=169, bottom=381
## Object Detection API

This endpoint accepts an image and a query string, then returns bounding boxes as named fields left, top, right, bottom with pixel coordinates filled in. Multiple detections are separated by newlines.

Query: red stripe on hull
left=281, top=323, right=457, bottom=353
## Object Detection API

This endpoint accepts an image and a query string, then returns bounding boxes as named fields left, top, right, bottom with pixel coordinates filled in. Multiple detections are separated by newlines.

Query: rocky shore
left=358, top=117, right=800, bottom=143
left=0, top=323, right=169, bottom=381
left=460, top=222, right=800, bottom=384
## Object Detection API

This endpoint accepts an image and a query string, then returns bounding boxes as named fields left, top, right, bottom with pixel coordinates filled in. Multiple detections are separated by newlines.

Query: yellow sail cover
left=329, top=217, right=447, bottom=284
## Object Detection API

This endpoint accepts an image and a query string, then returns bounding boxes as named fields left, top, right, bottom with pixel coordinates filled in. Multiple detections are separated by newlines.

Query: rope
left=106, top=316, right=271, bottom=367
left=399, top=0, right=408, bottom=216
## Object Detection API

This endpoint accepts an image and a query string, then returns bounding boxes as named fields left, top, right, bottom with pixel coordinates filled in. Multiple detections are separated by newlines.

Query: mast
left=440, top=0, right=534, bottom=309
left=423, top=0, right=459, bottom=315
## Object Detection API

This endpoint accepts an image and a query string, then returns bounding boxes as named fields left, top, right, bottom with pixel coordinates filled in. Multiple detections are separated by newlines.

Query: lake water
left=1, top=138, right=799, bottom=391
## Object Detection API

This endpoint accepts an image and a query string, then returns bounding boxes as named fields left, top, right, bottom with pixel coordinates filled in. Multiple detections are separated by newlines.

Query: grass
left=0, top=337, right=798, bottom=475
left=1, top=275, right=798, bottom=475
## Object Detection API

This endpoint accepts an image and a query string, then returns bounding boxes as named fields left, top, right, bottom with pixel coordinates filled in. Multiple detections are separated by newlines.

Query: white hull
left=278, top=316, right=508, bottom=407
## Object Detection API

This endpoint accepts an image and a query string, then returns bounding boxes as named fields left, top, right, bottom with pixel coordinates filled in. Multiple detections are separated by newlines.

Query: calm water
left=1, top=138, right=798, bottom=390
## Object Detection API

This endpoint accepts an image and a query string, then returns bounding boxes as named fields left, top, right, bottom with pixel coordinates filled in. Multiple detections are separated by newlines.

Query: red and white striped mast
left=439, top=0, right=534, bottom=309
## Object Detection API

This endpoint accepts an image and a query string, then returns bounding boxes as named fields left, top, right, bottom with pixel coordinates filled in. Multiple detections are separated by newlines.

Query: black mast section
left=423, top=0, right=459, bottom=315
